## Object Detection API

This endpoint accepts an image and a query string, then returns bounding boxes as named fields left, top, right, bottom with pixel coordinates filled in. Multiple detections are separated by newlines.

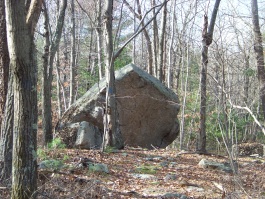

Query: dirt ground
left=1, top=147, right=265, bottom=198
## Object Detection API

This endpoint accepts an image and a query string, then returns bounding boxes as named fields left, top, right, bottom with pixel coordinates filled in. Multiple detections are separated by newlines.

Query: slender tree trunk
left=102, top=0, right=123, bottom=150
left=62, top=28, right=68, bottom=109
left=56, top=50, right=62, bottom=118
left=198, top=15, right=208, bottom=153
left=42, top=0, right=67, bottom=145
left=69, top=0, right=76, bottom=106
left=88, top=29, right=94, bottom=74
left=180, top=47, right=190, bottom=150
left=132, top=0, right=136, bottom=64
left=251, top=0, right=265, bottom=120
left=158, top=1, right=167, bottom=82
left=167, top=0, right=176, bottom=89
left=152, top=0, right=159, bottom=76
left=244, top=55, right=250, bottom=104
left=96, top=0, right=104, bottom=79
left=0, top=0, right=9, bottom=129
left=42, top=2, right=53, bottom=144
left=197, top=0, right=221, bottom=153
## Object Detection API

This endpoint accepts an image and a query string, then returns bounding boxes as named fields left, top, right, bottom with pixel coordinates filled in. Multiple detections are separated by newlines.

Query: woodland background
left=0, top=0, right=265, bottom=198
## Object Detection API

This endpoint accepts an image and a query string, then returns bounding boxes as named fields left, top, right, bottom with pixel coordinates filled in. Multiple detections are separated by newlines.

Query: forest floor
left=1, top=146, right=265, bottom=199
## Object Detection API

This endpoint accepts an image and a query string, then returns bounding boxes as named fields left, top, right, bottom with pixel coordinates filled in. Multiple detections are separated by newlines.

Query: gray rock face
left=75, top=121, right=102, bottom=149
left=57, top=64, right=180, bottom=149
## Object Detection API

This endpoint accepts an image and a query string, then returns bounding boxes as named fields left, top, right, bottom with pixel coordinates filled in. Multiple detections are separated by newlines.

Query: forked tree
left=197, top=0, right=221, bottom=153
left=42, top=0, right=67, bottom=145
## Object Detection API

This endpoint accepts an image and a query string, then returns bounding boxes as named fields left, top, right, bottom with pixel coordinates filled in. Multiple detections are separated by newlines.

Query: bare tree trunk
left=167, top=0, right=176, bottom=89
left=69, top=0, right=76, bottom=106
left=197, top=0, right=221, bottom=153
left=5, top=0, right=43, bottom=197
left=132, top=0, right=136, bottom=64
left=42, top=2, right=52, bottom=144
left=158, top=1, right=167, bottom=82
left=62, top=27, right=68, bottom=109
left=96, top=0, right=104, bottom=79
left=0, top=0, right=11, bottom=181
left=42, top=0, right=67, bottom=145
left=0, top=74, right=13, bottom=182
left=251, top=0, right=265, bottom=120
left=0, top=0, right=9, bottom=129
left=243, top=55, right=250, bottom=104
left=152, top=0, right=159, bottom=76
left=56, top=50, right=62, bottom=118
left=102, top=0, right=124, bottom=150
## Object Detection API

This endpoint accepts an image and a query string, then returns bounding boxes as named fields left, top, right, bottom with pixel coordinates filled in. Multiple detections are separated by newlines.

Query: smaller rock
left=75, top=121, right=102, bottom=149
left=89, top=163, right=109, bottom=174
left=131, top=173, right=157, bottom=180
left=252, top=159, right=262, bottom=164
left=122, top=153, right=128, bottom=157
left=145, top=156, right=163, bottom=161
left=164, top=174, right=177, bottom=181
left=186, top=186, right=204, bottom=192
left=160, top=161, right=169, bottom=167
left=153, top=156, right=163, bottom=161
left=179, top=195, right=188, bottom=199
left=38, top=159, right=64, bottom=170
left=162, top=193, right=182, bottom=198
left=198, top=159, right=233, bottom=173
left=169, top=162, right=177, bottom=168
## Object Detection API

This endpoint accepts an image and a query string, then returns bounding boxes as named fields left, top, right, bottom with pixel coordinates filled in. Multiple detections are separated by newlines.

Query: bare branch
left=114, top=0, right=169, bottom=60
left=208, top=73, right=265, bottom=136
left=75, top=0, right=95, bottom=26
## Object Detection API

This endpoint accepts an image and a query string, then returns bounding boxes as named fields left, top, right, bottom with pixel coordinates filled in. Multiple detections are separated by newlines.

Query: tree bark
left=0, top=0, right=11, bottom=181
left=42, top=2, right=52, bottom=145
left=152, top=0, right=159, bottom=76
left=56, top=50, right=62, bottom=118
left=42, top=0, right=67, bottom=145
left=69, top=0, right=76, bottom=106
left=102, top=0, right=124, bottom=150
left=167, top=0, right=176, bottom=89
left=0, top=74, right=13, bottom=182
left=96, top=0, right=104, bottom=79
left=251, top=0, right=265, bottom=120
left=197, top=0, right=221, bottom=153
left=5, top=0, right=42, bottom=198
left=0, top=0, right=9, bottom=128
left=158, top=1, right=167, bottom=82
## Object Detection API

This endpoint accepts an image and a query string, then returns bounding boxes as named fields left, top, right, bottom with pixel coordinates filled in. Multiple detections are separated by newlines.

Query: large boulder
left=56, top=64, right=180, bottom=149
